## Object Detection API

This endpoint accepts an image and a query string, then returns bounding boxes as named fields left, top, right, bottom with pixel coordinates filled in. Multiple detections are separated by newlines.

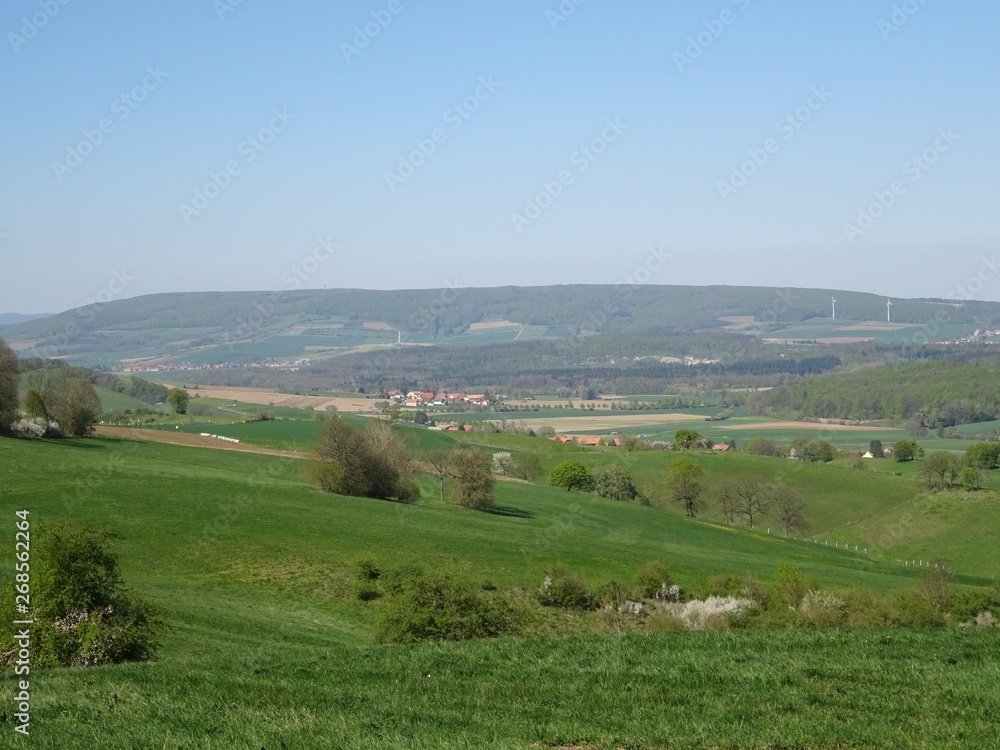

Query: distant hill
left=0, top=312, right=49, bottom=325
left=1, top=285, right=998, bottom=366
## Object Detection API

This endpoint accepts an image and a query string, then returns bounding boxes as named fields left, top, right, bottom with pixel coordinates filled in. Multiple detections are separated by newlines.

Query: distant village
left=936, top=328, right=1000, bottom=346
left=387, top=390, right=492, bottom=407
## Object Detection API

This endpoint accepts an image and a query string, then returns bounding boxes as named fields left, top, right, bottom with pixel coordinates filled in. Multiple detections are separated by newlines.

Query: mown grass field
left=3, top=430, right=998, bottom=748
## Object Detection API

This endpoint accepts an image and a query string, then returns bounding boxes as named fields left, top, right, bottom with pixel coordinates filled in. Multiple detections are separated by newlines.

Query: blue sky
left=2, top=0, right=998, bottom=313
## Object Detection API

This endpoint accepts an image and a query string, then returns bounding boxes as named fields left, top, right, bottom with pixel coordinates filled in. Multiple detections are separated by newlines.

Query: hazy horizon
left=3, top=1, right=998, bottom=314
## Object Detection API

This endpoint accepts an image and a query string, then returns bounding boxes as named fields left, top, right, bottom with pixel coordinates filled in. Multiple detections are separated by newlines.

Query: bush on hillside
left=0, top=524, right=160, bottom=668
left=635, top=562, right=673, bottom=599
left=375, top=573, right=521, bottom=643
left=539, top=567, right=594, bottom=610
left=312, top=416, right=417, bottom=502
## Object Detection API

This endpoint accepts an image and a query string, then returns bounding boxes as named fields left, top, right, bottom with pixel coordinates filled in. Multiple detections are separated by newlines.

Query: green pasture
left=3, top=429, right=1000, bottom=748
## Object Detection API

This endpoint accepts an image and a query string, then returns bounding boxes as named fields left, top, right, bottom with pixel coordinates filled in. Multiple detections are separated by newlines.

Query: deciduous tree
left=593, top=465, right=640, bottom=502
left=0, top=339, right=18, bottom=432
left=167, top=388, right=189, bottom=415
left=664, top=456, right=704, bottom=517
left=893, top=439, right=924, bottom=462
left=548, top=460, right=595, bottom=492
left=673, top=429, right=708, bottom=450
left=450, top=449, right=495, bottom=511
left=770, top=484, right=809, bottom=536
left=734, top=476, right=767, bottom=528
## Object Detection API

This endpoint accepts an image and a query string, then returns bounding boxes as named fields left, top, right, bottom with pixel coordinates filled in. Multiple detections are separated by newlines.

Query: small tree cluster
left=311, top=417, right=417, bottom=502
left=920, top=451, right=963, bottom=490
left=714, top=477, right=808, bottom=532
left=893, top=438, right=925, bottom=462
left=674, top=429, right=710, bottom=451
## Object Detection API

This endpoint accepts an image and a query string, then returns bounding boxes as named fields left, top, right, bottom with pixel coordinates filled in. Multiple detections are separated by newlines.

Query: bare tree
left=424, top=450, right=452, bottom=503
left=734, top=476, right=767, bottom=529
left=770, top=483, right=809, bottom=536
left=715, top=480, right=739, bottom=524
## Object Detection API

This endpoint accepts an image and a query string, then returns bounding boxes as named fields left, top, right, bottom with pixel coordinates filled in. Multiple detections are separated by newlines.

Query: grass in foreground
left=4, top=629, right=998, bottom=749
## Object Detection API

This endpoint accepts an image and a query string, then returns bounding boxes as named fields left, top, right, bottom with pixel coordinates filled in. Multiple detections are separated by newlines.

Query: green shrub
left=636, top=562, right=673, bottom=599
left=771, top=564, right=812, bottom=610
left=381, top=564, right=426, bottom=595
left=375, top=573, right=521, bottom=643
left=354, top=558, right=381, bottom=582
left=890, top=590, right=948, bottom=627
left=539, top=566, right=594, bottom=610
left=0, top=524, right=160, bottom=669
left=598, top=580, right=635, bottom=608
left=354, top=582, right=382, bottom=601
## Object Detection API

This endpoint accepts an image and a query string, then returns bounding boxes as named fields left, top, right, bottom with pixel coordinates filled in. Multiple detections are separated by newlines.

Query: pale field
left=835, top=322, right=913, bottom=331
left=516, top=413, right=706, bottom=432
left=718, top=315, right=757, bottom=330
left=466, top=320, right=518, bottom=330
left=186, top=385, right=377, bottom=412
left=763, top=337, right=872, bottom=345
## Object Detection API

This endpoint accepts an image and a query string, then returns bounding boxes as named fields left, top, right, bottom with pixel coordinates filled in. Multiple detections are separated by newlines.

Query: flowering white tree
left=492, top=451, right=514, bottom=476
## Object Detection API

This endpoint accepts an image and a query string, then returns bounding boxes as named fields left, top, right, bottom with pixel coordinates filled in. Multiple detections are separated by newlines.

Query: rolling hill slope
left=2, top=285, right=997, bottom=366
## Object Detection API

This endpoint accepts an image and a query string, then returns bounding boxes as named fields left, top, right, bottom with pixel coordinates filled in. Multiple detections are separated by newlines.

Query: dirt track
left=95, top=427, right=311, bottom=458
left=95, top=426, right=531, bottom=485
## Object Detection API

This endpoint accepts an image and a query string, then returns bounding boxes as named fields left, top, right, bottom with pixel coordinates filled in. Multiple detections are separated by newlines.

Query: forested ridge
left=4, top=285, right=1000, bottom=347
left=750, top=360, right=1000, bottom=428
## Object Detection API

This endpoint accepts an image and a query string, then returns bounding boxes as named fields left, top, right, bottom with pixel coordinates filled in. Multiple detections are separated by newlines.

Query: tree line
left=750, top=360, right=1000, bottom=429
left=0, top=341, right=102, bottom=437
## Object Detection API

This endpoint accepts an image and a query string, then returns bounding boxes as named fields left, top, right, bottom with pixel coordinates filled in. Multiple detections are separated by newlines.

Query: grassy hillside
left=2, top=432, right=999, bottom=747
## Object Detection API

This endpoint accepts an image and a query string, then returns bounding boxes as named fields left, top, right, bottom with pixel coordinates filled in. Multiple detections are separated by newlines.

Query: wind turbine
left=886, top=298, right=892, bottom=323
left=831, top=297, right=836, bottom=320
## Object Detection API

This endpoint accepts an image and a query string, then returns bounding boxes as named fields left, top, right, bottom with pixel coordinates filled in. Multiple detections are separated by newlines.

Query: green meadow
left=2, top=427, right=999, bottom=748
